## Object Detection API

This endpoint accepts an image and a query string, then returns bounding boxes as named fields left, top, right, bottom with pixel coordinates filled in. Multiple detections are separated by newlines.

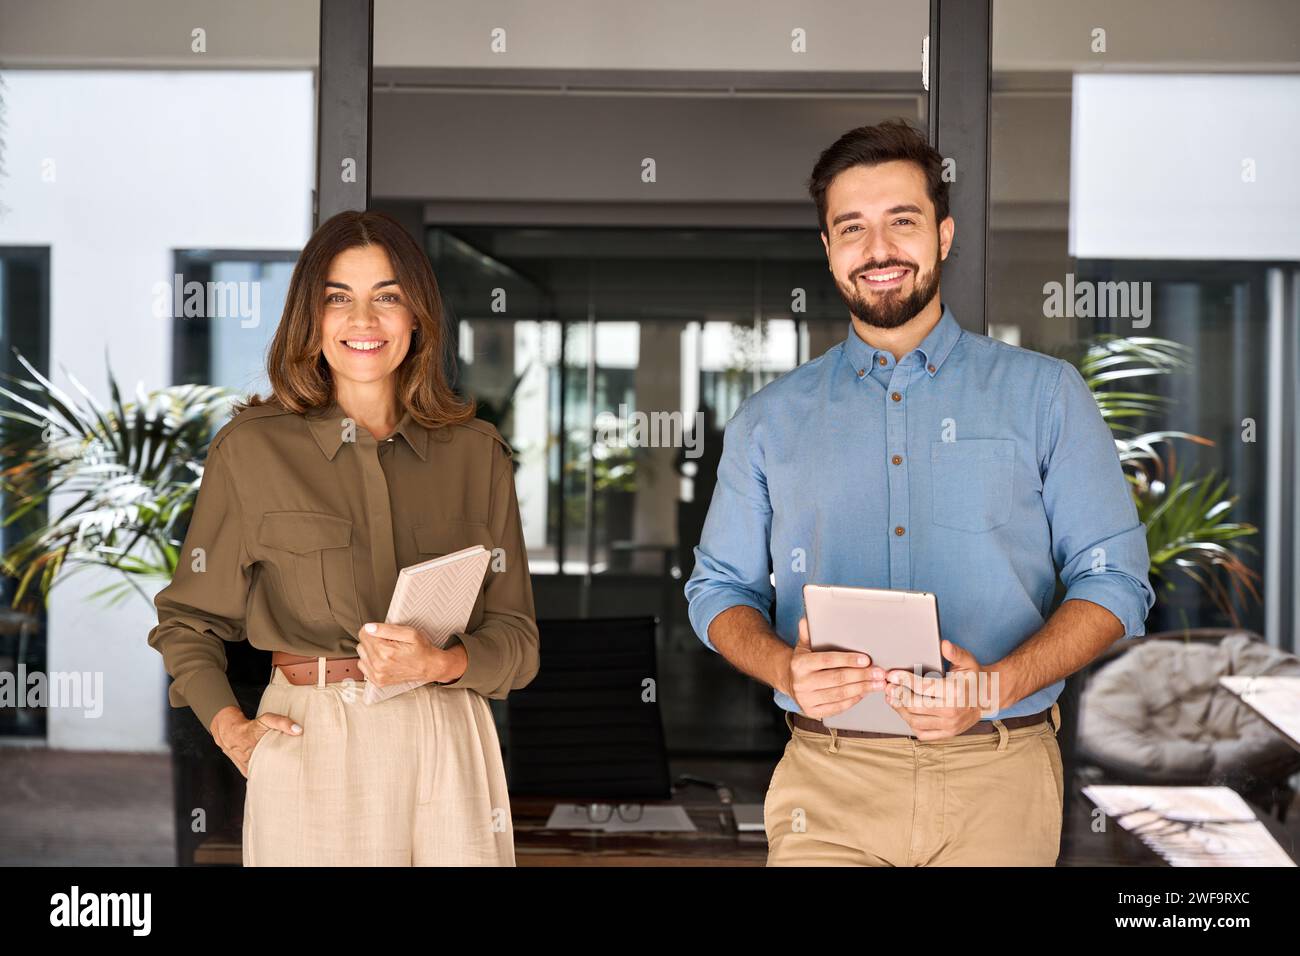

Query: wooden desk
left=196, top=769, right=1300, bottom=866
left=194, top=788, right=1298, bottom=866
left=193, top=795, right=769, bottom=866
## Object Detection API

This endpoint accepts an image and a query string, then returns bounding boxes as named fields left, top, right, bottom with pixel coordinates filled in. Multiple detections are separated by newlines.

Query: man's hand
left=356, top=622, right=468, bottom=687
left=789, top=616, right=885, bottom=719
left=884, top=638, right=1001, bottom=740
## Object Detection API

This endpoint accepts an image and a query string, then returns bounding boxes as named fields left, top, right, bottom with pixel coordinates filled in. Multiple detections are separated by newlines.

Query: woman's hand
left=210, top=706, right=302, bottom=779
left=356, top=622, right=469, bottom=687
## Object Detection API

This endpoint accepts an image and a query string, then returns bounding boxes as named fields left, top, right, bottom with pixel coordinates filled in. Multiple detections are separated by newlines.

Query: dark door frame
left=315, top=0, right=373, bottom=225
left=927, top=0, right=991, bottom=334
left=312, top=1, right=1298, bottom=651
left=315, top=0, right=992, bottom=329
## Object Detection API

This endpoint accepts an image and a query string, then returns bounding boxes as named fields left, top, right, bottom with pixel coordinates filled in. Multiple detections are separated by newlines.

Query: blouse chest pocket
left=930, top=439, right=1016, bottom=533
left=258, top=511, right=357, bottom=625
left=411, top=520, right=495, bottom=629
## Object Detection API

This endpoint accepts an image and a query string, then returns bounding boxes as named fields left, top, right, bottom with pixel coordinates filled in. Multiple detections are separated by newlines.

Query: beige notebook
left=363, top=544, right=492, bottom=705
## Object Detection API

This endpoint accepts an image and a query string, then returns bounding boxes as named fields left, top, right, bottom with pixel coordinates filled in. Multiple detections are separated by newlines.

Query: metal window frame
left=317, top=0, right=994, bottom=577
left=1265, top=268, right=1299, bottom=653
left=926, top=0, right=991, bottom=335
left=316, top=0, right=373, bottom=224
left=0, top=245, right=53, bottom=735
left=170, top=248, right=301, bottom=388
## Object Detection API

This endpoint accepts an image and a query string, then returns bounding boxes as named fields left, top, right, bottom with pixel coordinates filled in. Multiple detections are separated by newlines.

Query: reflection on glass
left=990, top=0, right=1298, bottom=635
left=430, top=228, right=851, bottom=577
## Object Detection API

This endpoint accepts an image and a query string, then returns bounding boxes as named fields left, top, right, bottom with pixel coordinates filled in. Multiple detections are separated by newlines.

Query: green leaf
left=0, top=350, right=237, bottom=610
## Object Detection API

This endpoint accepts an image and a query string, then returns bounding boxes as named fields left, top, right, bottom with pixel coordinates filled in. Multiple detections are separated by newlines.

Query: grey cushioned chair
left=1076, top=629, right=1300, bottom=821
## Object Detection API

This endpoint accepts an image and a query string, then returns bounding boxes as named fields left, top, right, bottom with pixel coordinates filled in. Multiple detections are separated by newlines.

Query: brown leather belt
left=271, top=651, right=364, bottom=686
left=790, top=707, right=1052, bottom=740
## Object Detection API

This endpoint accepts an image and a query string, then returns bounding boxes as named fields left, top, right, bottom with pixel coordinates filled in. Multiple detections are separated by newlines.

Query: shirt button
left=877, top=355, right=887, bottom=366
left=894, top=525, right=906, bottom=536
left=890, top=391, right=902, bottom=402
left=891, top=454, right=903, bottom=465
left=927, top=364, right=936, bottom=373
left=858, top=368, right=865, bottom=377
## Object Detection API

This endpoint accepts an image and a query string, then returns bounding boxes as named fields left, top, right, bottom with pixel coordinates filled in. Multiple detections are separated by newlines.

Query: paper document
left=1083, top=785, right=1294, bottom=867
left=1219, top=675, right=1300, bottom=750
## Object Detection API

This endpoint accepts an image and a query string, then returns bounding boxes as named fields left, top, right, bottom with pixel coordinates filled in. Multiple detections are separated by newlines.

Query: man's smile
left=856, top=267, right=912, bottom=290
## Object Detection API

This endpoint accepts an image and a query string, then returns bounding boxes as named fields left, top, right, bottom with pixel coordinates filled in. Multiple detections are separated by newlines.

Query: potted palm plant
left=0, top=351, right=235, bottom=606
left=1072, top=335, right=1260, bottom=628
left=0, top=349, right=250, bottom=865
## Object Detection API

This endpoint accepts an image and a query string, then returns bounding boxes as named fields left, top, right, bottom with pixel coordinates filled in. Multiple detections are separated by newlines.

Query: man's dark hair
left=807, top=119, right=950, bottom=233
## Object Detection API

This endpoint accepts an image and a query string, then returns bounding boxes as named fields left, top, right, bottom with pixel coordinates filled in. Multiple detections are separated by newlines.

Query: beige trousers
left=764, top=704, right=1065, bottom=866
left=243, top=665, right=515, bottom=866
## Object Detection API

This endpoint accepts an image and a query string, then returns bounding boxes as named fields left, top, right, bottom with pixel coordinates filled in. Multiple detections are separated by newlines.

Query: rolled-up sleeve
left=1041, top=360, right=1156, bottom=638
left=147, top=440, right=250, bottom=733
left=684, top=399, right=775, bottom=651
left=442, top=444, right=540, bottom=697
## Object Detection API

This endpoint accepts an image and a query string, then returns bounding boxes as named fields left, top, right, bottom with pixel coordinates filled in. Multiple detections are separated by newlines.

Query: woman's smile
left=341, top=337, right=389, bottom=355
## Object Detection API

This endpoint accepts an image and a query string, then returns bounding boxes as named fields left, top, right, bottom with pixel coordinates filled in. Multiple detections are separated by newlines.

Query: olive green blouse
left=146, top=397, right=540, bottom=733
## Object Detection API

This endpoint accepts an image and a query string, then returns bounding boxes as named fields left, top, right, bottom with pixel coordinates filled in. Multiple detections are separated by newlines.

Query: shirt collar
left=305, top=398, right=429, bottom=461
left=842, top=302, right=964, bottom=381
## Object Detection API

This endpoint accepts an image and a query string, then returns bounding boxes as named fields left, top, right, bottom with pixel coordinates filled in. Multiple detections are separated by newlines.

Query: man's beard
left=835, top=249, right=942, bottom=330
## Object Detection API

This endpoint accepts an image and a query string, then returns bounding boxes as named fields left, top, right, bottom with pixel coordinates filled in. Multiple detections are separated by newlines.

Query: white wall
left=0, top=0, right=318, bottom=67
left=994, top=0, right=1300, bottom=71
left=4, top=0, right=1294, bottom=74
left=1071, top=74, right=1300, bottom=260
left=0, top=69, right=314, bottom=751
left=373, top=0, right=929, bottom=72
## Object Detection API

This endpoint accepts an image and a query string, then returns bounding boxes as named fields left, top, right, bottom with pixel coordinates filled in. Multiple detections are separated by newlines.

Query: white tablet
left=801, top=584, right=945, bottom=735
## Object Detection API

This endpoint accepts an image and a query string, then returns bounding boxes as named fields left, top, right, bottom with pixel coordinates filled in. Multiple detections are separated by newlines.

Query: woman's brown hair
left=232, top=210, right=476, bottom=429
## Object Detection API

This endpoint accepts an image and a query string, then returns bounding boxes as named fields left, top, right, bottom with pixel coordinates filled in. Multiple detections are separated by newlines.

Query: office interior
left=0, top=0, right=1298, bottom=866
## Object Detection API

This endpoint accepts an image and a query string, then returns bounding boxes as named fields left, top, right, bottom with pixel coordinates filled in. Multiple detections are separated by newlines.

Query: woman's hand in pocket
left=210, top=706, right=302, bottom=779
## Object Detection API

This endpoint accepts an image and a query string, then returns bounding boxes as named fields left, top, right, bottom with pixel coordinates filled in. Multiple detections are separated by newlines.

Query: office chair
left=506, top=616, right=671, bottom=800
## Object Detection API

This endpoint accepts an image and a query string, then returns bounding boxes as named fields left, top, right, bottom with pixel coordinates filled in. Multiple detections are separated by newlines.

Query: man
left=684, top=120, right=1155, bottom=866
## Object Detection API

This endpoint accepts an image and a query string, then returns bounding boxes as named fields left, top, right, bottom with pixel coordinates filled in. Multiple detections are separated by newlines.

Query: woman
left=147, top=210, right=540, bottom=866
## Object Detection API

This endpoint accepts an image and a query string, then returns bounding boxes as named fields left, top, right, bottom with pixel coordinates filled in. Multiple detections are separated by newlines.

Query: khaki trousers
left=243, top=665, right=515, bottom=866
left=764, top=704, right=1065, bottom=866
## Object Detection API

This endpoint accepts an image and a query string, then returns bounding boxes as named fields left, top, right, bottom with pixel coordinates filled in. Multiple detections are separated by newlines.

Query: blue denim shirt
left=684, top=304, right=1155, bottom=719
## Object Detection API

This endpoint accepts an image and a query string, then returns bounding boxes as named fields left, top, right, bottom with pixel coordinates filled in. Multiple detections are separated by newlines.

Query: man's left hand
left=884, top=639, right=1002, bottom=740
left=356, top=622, right=468, bottom=687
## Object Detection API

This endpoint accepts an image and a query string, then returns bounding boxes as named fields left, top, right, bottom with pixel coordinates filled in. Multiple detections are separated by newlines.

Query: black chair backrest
left=506, top=616, right=671, bottom=800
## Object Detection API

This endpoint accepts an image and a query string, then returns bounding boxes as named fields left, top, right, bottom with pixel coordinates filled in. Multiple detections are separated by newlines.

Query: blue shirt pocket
left=930, top=439, right=1017, bottom=533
